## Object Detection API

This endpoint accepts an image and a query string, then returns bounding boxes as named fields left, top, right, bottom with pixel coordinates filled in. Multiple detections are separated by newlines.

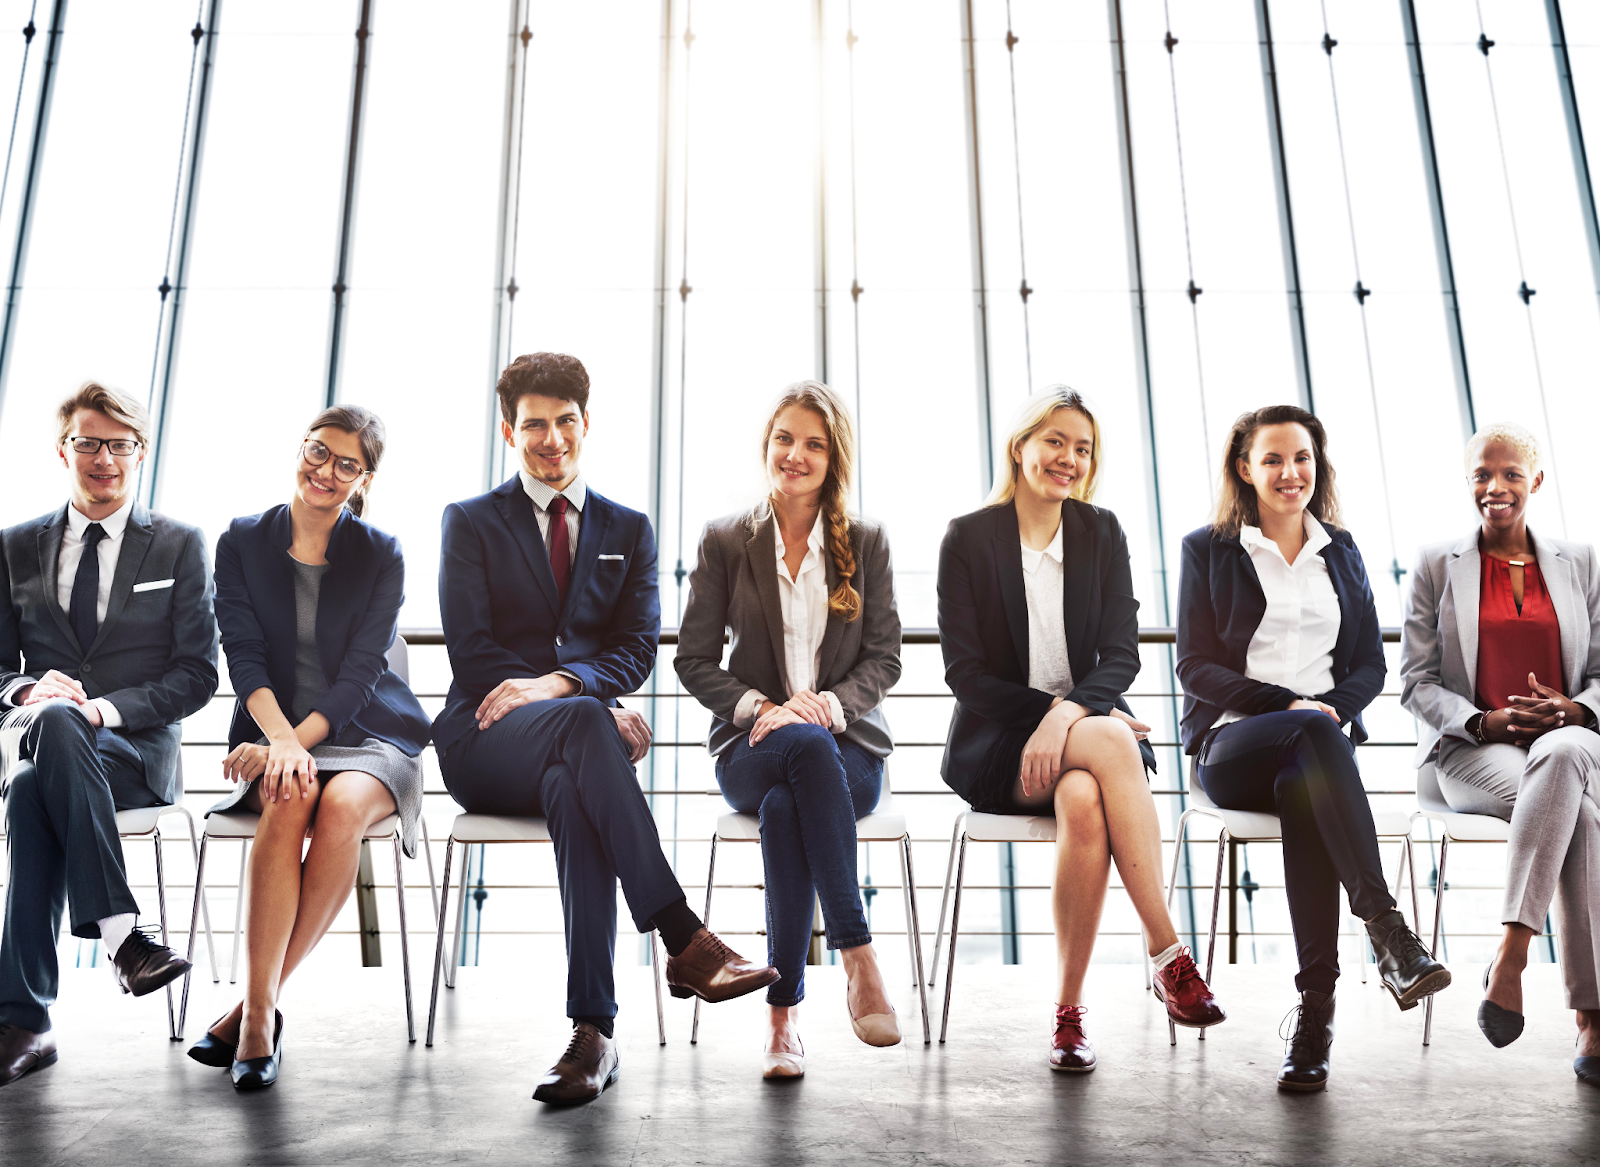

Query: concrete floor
left=1, top=952, right=1595, bottom=1166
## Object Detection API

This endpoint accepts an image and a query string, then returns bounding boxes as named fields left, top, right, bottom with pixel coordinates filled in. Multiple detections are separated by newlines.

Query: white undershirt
left=732, top=515, right=846, bottom=733
left=1217, top=512, right=1341, bottom=725
left=1020, top=524, right=1075, bottom=701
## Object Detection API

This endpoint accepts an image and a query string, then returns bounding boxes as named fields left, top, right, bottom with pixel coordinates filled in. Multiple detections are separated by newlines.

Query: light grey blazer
left=1400, top=527, right=1600, bottom=767
left=675, top=504, right=901, bottom=759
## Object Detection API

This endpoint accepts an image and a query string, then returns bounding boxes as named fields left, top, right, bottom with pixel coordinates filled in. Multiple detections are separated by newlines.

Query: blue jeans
left=716, top=723, right=883, bottom=1006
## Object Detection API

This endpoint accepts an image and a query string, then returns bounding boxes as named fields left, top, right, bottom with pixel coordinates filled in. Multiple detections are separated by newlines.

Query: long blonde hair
left=760, top=380, right=861, bottom=622
left=985, top=385, right=1102, bottom=508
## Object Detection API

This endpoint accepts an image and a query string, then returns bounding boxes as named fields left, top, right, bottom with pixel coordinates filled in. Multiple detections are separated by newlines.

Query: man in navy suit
left=436, top=353, right=777, bottom=1104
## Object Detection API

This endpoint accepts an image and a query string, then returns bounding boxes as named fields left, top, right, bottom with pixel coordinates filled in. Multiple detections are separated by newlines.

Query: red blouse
left=1475, top=554, right=1564, bottom=711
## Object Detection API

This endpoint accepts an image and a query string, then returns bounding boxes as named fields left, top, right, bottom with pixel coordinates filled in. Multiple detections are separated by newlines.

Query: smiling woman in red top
left=1401, top=423, right=1600, bottom=1088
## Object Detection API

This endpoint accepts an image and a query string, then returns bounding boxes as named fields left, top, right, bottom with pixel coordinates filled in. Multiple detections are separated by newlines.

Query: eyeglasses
left=300, top=439, right=369, bottom=483
left=66, top=436, right=141, bottom=457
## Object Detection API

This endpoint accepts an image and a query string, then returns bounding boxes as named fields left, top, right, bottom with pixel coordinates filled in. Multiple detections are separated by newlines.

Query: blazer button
left=555, top=635, right=564, bottom=648
left=81, top=663, right=93, bottom=673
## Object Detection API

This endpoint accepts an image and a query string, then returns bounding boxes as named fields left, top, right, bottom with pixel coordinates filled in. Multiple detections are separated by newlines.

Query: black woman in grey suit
left=0, top=383, right=218, bottom=1085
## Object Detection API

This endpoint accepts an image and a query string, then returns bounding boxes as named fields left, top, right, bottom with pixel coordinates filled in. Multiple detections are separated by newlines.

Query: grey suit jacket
left=675, top=504, right=901, bottom=759
left=0, top=502, right=220, bottom=804
left=1400, top=527, right=1600, bottom=767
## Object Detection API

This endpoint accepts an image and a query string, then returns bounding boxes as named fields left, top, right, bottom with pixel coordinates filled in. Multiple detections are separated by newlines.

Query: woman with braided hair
left=676, top=380, right=903, bottom=1078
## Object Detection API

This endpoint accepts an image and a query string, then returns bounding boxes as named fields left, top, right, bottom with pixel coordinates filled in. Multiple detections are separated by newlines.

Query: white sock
left=97, top=914, right=136, bottom=962
left=1152, top=942, right=1183, bottom=971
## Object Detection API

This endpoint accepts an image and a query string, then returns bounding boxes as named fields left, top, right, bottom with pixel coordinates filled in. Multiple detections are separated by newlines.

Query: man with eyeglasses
left=0, top=381, right=218, bottom=1085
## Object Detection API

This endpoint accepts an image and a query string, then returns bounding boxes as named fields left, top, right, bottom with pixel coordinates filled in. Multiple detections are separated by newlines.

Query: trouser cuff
left=825, top=932, right=872, bottom=952
left=566, top=998, right=619, bottom=1019
left=0, top=1004, right=51, bottom=1034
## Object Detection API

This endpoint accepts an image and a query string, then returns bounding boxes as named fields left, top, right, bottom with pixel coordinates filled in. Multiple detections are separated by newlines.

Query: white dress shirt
left=1020, top=524, right=1075, bottom=700
left=2, top=498, right=133, bottom=725
left=1217, top=512, right=1342, bottom=725
left=732, top=515, right=846, bottom=733
left=519, top=470, right=585, bottom=566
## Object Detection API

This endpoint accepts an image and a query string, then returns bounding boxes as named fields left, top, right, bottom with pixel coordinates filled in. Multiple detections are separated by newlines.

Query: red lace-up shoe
left=1049, top=1004, right=1095, bottom=1072
left=1152, top=947, right=1227, bottom=1032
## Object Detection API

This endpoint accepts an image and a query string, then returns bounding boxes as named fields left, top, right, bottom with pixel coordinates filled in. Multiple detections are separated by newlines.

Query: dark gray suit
left=0, top=502, right=217, bottom=1032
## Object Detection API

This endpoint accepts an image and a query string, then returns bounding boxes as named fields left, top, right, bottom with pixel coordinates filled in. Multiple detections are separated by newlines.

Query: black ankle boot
left=1277, top=990, right=1335, bottom=1092
left=1365, top=908, right=1451, bottom=1010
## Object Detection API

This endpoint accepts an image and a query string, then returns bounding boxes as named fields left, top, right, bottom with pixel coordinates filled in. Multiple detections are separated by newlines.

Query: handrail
left=398, top=626, right=1408, bottom=646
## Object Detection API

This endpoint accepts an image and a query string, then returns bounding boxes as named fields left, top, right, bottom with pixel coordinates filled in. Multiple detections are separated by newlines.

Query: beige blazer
left=674, top=503, right=901, bottom=758
left=1399, top=527, right=1600, bottom=767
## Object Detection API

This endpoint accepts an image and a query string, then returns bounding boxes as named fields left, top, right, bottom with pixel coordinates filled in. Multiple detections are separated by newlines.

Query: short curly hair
left=497, top=352, right=590, bottom=426
left=1466, top=422, right=1539, bottom=472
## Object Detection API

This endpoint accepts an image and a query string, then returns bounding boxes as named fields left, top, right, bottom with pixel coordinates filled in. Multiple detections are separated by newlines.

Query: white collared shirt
left=732, top=514, right=846, bottom=733
left=1217, top=512, right=1342, bottom=724
left=1020, top=523, right=1075, bottom=700
left=1, top=498, right=133, bottom=724
left=518, top=470, right=585, bottom=567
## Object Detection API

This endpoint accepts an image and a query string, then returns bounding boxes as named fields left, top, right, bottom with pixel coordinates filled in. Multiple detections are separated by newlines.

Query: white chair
left=1411, top=759, right=1528, bottom=1046
left=930, top=809, right=1153, bottom=1044
left=425, top=813, right=667, bottom=1047
left=691, top=765, right=931, bottom=1045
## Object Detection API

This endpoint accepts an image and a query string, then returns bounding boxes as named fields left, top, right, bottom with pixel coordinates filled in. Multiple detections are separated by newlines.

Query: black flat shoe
left=1477, top=962, right=1524, bottom=1048
left=230, top=1012, right=284, bottom=1090
left=1576, top=1057, right=1600, bottom=1087
left=188, top=1013, right=241, bottom=1069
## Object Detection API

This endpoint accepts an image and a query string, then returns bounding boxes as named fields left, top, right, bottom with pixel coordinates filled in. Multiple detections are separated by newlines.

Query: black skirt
left=962, top=723, right=1038, bottom=816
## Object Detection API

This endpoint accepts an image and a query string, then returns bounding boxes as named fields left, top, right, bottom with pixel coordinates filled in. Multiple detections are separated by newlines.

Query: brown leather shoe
left=532, top=1023, right=619, bottom=1105
left=112, top=926, right=192, bottom=997
left=1049, top=1005, right=1095, bottom=1072
left=0, top=1023, right=57, bottom=1086
left=664, top=929, right=780, bottom=1004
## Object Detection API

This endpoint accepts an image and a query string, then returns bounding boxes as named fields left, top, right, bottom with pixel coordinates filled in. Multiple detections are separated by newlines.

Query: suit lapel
left=1532, top=530, right=1586, bottom=696
left=815, top=526, right=847, bottom=687
left=746, top=509, right=791, bottom=695
left=993, top=504, right=1030, bottom=679
left=491, top=478, right=560, bottom=617
left=1447, top=530, right=1481, bottom=697
left=1059, top=502, right=1090, bottom=671
left=36, top=508, right=76, bottom=649
left=88, top=505, right=154, bottom=656
left=561, top=491, right=613, bottom=629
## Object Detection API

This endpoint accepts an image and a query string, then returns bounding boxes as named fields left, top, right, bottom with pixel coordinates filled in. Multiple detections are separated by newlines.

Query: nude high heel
left=762, top=1035, right=806, bottom=1079
left=850, top=1006, right=901, bottom=1047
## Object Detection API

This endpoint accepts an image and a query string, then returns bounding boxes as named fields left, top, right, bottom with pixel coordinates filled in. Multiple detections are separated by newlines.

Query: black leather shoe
left=230, top=1012, right=284, bottom=1090
left=1477, top=961, right=1524, bottom=1048
left=112, top=925, right=192, bottom=998
left=1365, top=909, right=1451, bottom=1010
left=1576, top=1056, right=1600, bottom=1088
left=0, top=1023, right=57, bottom=1087
left=1277, top=991, right=1334, bottom=1092
left=189, top=1010, right=281, bottom=1069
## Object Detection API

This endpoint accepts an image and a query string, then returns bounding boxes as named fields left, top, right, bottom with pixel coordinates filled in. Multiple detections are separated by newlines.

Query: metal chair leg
left=1166, top=808, right=1199, bottom=911
left=229, top=839, right=248, bottom=984
left=393, top=834, right=415, bottom=1043
left=898, top=840, right=918, bottom=990
left=1423, top=835, right=1450, bottom=1047
left=938, top=829, right=968, bottom=1043
left=422, top=818, right=439, bottom=922
left=651, top=929, right=666, bottom=1046
left=900, top=836, right=931, bottom=1044
left=172, top=808, right=217, bottom=983
left=930, top=813, right=966, bottom=987
left=153, top=831, right=178, bottom=1041
left=426, top=836, right=454, bottom=1047
left=179, top=833, right=210, bottom=1041
left=692, top=834, right=718, bottom=1045
left=1198, top=828, right=1228, bottom=1043
left=447, top=842, right=470, bottom=990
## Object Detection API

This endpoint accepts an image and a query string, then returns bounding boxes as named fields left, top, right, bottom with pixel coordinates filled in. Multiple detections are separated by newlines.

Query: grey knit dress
left=208, top=559, right=424, bottom=857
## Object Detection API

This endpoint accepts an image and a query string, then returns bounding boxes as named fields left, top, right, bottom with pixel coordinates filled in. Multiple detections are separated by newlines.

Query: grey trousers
left=1437, top=726, right=1600, bottom=1010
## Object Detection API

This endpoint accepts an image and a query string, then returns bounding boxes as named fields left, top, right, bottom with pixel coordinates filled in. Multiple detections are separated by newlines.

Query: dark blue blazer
left=937, top=499, right=1155, bottom=802
left=214, top=505, right=430, bottom=756
left=1175, top=524, right=1385, bottom=754
left=432, top=477, right=659, bottom=757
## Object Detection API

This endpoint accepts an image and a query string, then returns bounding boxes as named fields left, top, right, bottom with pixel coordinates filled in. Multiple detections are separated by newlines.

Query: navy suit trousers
left=439, top=696, right=684, bottom=1018
left=0, top=700, right=161, bottom=1032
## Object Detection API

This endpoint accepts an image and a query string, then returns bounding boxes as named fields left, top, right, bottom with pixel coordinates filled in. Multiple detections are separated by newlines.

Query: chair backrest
left=386, top=633, right=410, bottom=685
left=1414, top=760, right=1450, bottom=814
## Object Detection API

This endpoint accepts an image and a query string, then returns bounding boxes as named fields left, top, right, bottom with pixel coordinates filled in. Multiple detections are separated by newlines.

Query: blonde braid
left=823, top=488, right=861, bottom=622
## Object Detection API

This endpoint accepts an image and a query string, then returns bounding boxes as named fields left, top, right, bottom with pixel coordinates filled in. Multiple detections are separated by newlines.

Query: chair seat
left=964, top=812, right=1056, bottom=843
left=713, top=810, right=907, bottom=843
left=1415, top=807, right=1509, bottom=842
left=1187, top=784, right=1413, bottom=841
left=113, top=806, right=167, bottom=836
left=203, top=811, right=402, bottom=840
left=447, top=813, right=551, bottom=844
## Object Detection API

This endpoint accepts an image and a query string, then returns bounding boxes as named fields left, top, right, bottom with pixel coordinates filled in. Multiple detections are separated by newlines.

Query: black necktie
left=68, top=522, right=107, bottom=654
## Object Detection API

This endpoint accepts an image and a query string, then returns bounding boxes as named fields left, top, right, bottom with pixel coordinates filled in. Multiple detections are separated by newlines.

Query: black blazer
left=937, top=499, right=1155, bottom=801
left=1175, top=524, right=1385, bottom=754
left=214, top=505, right=430, bottom=756
left=432, top=477, right=659, bottom=759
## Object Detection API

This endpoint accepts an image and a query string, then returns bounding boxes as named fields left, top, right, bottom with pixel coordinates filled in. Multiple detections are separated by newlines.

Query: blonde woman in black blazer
left=677, top=381, right=902, bottom=1079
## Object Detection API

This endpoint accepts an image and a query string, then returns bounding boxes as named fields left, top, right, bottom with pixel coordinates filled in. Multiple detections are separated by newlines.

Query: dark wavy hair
left=1211, top=404, right=1342, bottom=537
left=305, top=405, right=385, bottom=518
left=497, top=352, right=590, bottom=426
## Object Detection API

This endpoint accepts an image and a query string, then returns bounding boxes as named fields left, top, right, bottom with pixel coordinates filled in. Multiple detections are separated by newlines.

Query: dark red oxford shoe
left=1049, top=1004, right=1096, bottom=1072
left=1152, top=947, right=1227, bottom=1030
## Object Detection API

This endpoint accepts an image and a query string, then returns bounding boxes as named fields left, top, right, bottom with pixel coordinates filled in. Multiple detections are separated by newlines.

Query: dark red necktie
left=548, top=496, right=570, bottom=605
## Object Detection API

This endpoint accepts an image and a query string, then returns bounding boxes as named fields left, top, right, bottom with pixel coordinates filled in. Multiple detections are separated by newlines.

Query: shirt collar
left=1020, top=522, right=1064, bottom=570
left=519, top=471, right=587, bottom=513
left=66, top=496, right=133, bottom=540
left=1239, top=512, right=1331, bottom=563
left=772, top=512, right=827, bottom=562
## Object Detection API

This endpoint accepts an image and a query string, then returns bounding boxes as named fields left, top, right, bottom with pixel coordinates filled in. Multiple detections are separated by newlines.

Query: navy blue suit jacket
left=1175, top=524, right=1385, bottom=754
left=214, top=505, right=430, bottom=756
left=432, top=477, right=659, bottom=757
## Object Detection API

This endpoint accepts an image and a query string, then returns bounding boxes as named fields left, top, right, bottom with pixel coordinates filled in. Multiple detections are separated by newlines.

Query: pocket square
left=132, top=579, right=175, bottom=593
left=597, top=554, right=626, bottom=561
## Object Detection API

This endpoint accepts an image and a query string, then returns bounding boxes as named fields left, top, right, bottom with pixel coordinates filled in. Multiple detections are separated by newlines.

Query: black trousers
left=0, top=701, right=161, bottom=1033
left=1194, top=709, right=1395, bottom=996
left=439, top=696, right=685, bottom=1019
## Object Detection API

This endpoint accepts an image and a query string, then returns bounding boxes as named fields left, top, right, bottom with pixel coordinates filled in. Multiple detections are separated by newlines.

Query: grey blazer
left=0, top=502, right=220, bottom=804
left=1400, top=527, right=1600, bottom=767
left=675, top=504, right=901, bottom=759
